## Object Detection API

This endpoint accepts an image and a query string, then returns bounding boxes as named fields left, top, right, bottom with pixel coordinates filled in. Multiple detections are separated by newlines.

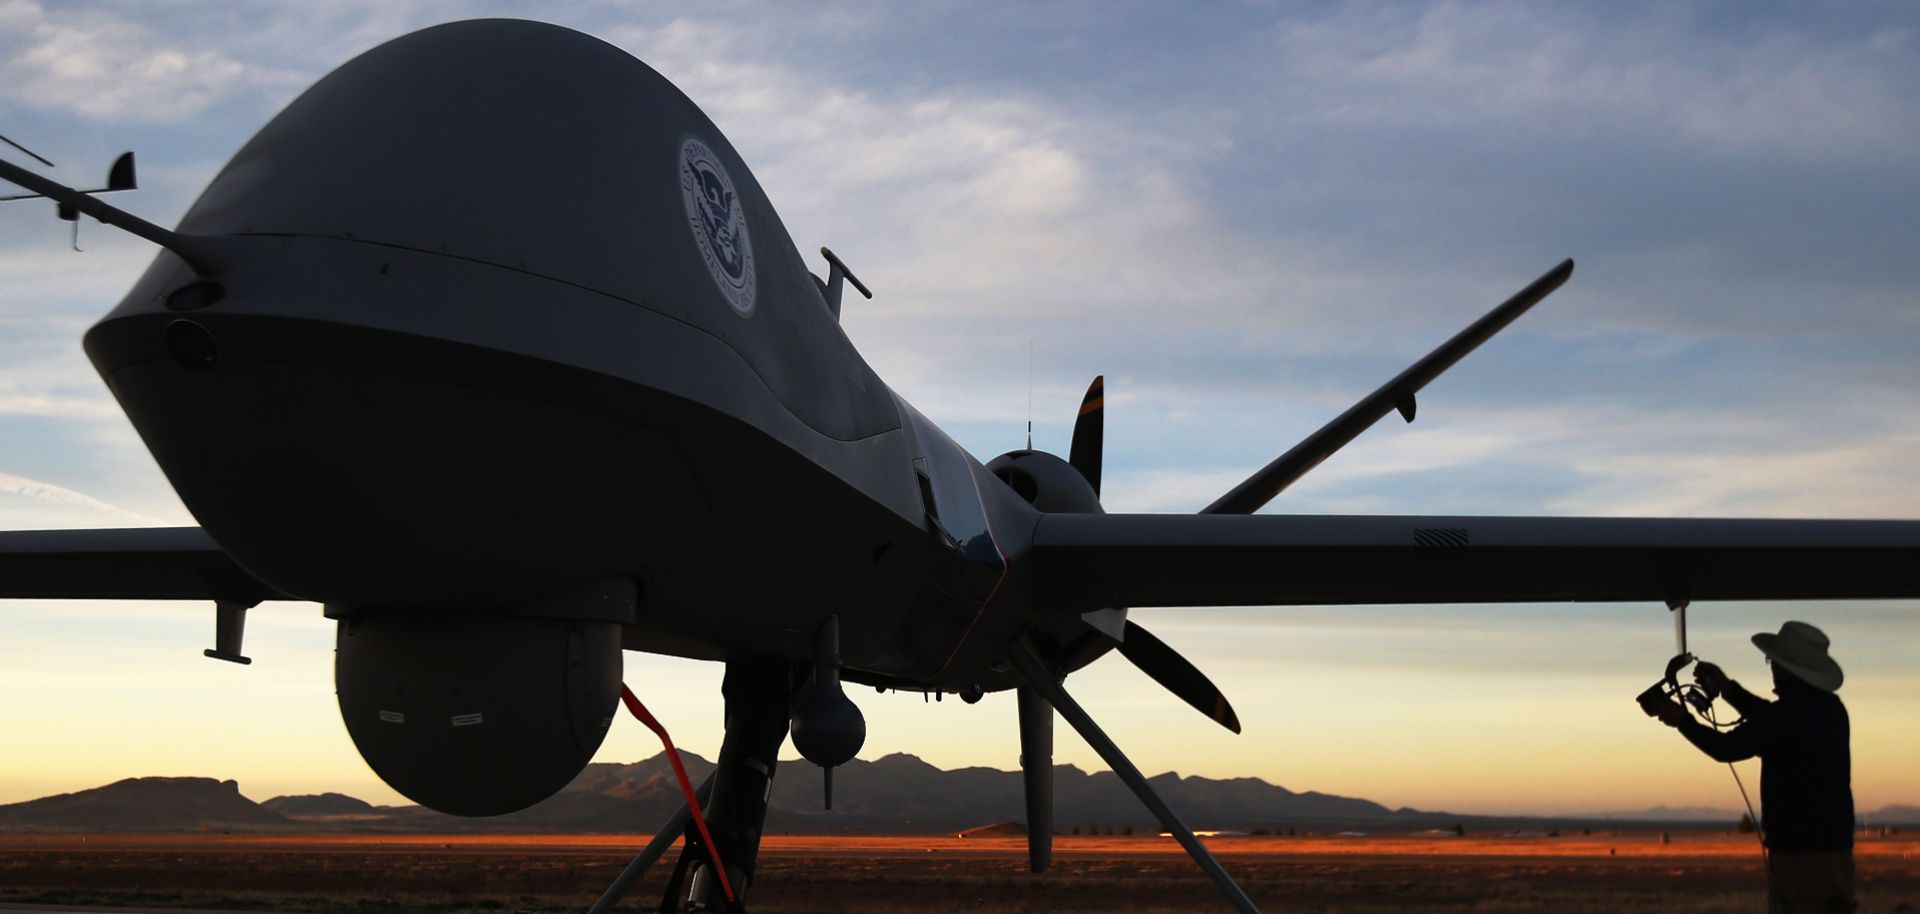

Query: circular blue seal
left=679, top=137, right=756, bottom=316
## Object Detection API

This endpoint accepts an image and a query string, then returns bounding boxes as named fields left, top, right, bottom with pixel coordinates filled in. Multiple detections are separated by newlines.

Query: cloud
left=0, top=0, right=289, bottom=122
left=594, top=15, right=1373, bottom=437
left=1091, top=394, right=1920, bottom=522
left=1267, top=3, right=1920, bottom=162
left=0, top=243, right=162, bottom=424
left=0, top=391, right=119, bottom=421
left=0, top=469, right=164, bottom=526
left=1551, top=434, right=1920, bottom=518
left=1100, top=468, right=1252, bottom=514
left=1165, top=3, right=1920, bottom=349
left=615, top=19, right=1297, bottom=310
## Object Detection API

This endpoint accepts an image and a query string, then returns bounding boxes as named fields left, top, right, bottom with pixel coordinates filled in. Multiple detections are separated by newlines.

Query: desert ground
left=2, top=832, right=1917, bottom=913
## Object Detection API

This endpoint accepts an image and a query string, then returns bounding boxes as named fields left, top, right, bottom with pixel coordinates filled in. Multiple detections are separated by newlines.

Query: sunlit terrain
left=3, top=832, right=1916, bottom=913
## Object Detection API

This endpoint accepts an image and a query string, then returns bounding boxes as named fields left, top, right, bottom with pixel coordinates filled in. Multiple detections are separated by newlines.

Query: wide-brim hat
left=1752, top=621, right=1843, bottom=693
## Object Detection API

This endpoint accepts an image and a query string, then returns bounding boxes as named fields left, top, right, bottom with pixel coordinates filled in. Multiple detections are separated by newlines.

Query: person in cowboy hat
left=1653, top=620, right=1855, bottom=913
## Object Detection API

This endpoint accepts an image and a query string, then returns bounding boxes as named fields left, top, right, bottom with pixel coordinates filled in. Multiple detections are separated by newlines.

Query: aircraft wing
left=1202, top=260, right=1573, bottom=515
left=0, top=527, right=289, bottom=602
left=1031, top=514, right=1920, bottom=609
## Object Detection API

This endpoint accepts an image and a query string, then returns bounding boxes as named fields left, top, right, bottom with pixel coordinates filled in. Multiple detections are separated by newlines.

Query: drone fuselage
left=82, top=20, right=1058, bottom=695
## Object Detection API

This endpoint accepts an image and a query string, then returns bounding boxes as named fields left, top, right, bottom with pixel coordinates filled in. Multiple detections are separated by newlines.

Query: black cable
left=1702, top=703, right=1770, bottom=874
left=1677, top=683, right=1744, bottom=729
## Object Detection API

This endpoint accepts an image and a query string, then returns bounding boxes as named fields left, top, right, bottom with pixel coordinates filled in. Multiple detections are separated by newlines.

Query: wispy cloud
left=1096, top=399, right=1920, bottom=520
left=616, top=16, right=1291, bottom=328
left=0, top=469, right=164, bottom=526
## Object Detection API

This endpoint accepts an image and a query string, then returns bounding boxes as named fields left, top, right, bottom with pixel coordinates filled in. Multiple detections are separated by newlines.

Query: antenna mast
left=1026, top=341, right=1033, bottom=450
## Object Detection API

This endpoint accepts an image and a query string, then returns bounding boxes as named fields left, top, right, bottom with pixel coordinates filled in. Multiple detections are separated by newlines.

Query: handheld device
left=1635, top=652, right=1721, bottom=718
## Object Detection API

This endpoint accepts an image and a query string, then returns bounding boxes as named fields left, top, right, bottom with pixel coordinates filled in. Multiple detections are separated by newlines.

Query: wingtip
left=1531, top=258, right=1575, bottom=293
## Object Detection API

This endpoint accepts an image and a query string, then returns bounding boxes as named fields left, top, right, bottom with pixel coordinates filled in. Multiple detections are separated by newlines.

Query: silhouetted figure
left=1655, top=621, right=1854, bottom=913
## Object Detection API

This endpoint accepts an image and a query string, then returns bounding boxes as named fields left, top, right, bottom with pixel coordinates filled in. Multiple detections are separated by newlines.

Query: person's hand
left=1694, top=661, right=1727, bottom=692
left=1654, top=701, right=1690, bottom=728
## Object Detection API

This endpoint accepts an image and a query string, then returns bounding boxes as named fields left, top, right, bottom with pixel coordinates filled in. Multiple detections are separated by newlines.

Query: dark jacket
left=1678, top=676, right=1853, bottom=852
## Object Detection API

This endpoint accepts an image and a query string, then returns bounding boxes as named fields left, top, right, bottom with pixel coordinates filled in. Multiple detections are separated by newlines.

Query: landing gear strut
left=1006, top=639, right=1262, bottom=914
left=681, top=662, right=790, bottom=910
left=588, top=661, right=791, bottom=914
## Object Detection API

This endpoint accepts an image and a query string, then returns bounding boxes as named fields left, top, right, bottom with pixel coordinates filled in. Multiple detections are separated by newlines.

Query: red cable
left=618, top=683, right=737, bottom=904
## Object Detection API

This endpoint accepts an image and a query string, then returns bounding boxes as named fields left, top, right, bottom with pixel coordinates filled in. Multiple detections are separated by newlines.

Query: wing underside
left=0, top=527, right=287, bottom=602
left=1032, top=513, right=1920, bottom=609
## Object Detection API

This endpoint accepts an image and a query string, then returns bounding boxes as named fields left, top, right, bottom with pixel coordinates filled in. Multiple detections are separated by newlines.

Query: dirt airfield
left=2, top=831, right=1917, bottom=913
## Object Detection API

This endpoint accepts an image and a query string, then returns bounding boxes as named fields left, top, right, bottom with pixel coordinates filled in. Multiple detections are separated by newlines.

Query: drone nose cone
left=83, top=238, right=716, bottom=607
left=117, top=19, right=896, bottom=444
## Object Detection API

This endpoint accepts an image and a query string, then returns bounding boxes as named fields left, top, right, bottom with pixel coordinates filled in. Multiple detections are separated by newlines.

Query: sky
left=2, top=0, right=1918, bottom=819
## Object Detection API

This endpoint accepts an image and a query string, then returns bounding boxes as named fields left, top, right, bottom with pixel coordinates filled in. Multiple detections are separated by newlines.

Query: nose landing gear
left=590, top=661, right=791, bottom=914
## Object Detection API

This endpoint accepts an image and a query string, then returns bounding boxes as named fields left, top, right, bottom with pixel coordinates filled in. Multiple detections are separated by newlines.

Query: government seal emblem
left=679, top=137, right=756, bottom=316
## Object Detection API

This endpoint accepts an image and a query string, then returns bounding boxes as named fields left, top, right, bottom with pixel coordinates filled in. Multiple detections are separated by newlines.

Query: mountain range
left=3, top=753, right=1915, bottom=834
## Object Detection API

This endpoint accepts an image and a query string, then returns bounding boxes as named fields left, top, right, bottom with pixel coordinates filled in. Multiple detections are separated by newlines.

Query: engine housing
left=985, top=449, right=1103, bottom=515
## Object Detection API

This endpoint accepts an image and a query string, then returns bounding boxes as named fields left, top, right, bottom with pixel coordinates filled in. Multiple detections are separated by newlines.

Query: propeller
left=1063, top=373, right=1236, bottom=728
left=1012, top=374, right=1241, bottom=873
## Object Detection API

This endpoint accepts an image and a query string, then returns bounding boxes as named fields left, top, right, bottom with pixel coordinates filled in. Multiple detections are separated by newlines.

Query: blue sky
left=2, top=1, right=1918, bottom=817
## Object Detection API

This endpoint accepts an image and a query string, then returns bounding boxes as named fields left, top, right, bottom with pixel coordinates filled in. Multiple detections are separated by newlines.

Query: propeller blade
left=1068, top=375, right=1103, bottom=494
left=1016, top=685, right=1053, bottom=873
left=1117, top=620, right=1241, bottom=734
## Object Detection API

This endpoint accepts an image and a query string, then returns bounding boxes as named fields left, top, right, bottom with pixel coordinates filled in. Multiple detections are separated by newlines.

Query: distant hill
left=261, top=793, right=377, bottom=817
left=6, top=759, right=1909, bottom=835
left=1865, top=805, right=1920, bottom=825
left=0, top=777, right=291, bottom=833
left=1578, top=805, right=1743, bottom=823
left=764, top=752, right=1400, bottom=833
left=0, top=755, right=1402, bottom=835
left=1579, top=804, right=1920, bottom=828
left=506, top=751, right=1404, bottom=832
left=312, top=751, right=1404, bottom=833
